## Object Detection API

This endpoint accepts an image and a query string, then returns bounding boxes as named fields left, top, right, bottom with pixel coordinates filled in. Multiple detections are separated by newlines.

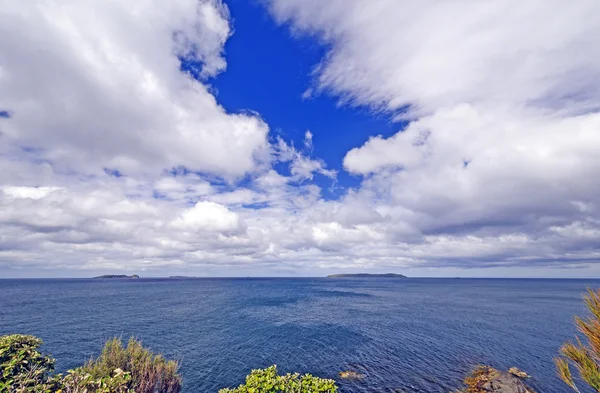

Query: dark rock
left=481, top=372, right=531, bottom=393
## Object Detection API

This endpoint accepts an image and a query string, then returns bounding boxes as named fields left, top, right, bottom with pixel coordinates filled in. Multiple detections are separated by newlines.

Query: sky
left=1, top=0, right=600, bottom=278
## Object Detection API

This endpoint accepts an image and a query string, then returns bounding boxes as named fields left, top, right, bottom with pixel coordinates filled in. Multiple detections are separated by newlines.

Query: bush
left=555, top=288, right=600, bottom=392
left=219, top=365, right=338, bottom=393
left=0, top=334, right=56, bottom=392
left=59, top=367, right=133, bottom=393
left=0, top=335, right=181, bottom=393
left=81, top=337, right=181, bottom=393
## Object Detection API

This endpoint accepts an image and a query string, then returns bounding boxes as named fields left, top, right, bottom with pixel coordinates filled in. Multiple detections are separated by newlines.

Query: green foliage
left=556, top=288, right=600, bottom=392
left=219, top=365, right=338, bottom=393
left=0, top=335, right=336, bottom=393
left=58, top=367, right=133, bottom=393
left=81, top=337, right=181, bottom=393
left=0, top=335, right=181, bottom=393
left=0, top=334, right=56, bottom=392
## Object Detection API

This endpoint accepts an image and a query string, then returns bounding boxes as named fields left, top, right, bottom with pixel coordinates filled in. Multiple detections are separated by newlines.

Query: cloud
left=274, top=137, right=336, bottom=181
left=2, top=186, right=63, bottom=200
left=173, top=201, right=244, bottom=233
left=1, top=0, right=600, bottom=276
left=304, top=130, right=313, bottom=151
left=153, top=174, right=214, bottom=201
left=0, top=0, right=269, bottom=178
left=263, top=0, right=600, bottom=271
left=267, top=0, right=600, bottom=117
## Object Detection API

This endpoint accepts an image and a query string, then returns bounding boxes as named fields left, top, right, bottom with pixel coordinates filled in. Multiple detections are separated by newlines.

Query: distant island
left=94, top=274, right=140, bottom=279
left=327, top=273, right=407, bottom=278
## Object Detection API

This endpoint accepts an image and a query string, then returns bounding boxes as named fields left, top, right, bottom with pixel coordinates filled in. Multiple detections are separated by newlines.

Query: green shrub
left=58, top=367, right=133, bottom=393
left=81, top=337, right=181, bottom=393
left=219, top=365, right=338, bottom=393
left=0, top=335, right=181, bottom=393
left=0, top=334, right=56, bottom=392
left=555, top=288, right=600, bottom=392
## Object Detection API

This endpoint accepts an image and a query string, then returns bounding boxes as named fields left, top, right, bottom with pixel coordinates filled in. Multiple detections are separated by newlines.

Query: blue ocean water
left=0, top=278, right=597, bottom=393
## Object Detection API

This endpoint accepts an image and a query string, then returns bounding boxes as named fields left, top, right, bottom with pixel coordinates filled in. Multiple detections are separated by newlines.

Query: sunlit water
left=1, top=278, right=597, bottom=393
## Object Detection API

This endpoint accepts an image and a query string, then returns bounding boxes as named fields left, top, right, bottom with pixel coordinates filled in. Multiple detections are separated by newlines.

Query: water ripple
left=0, top=278, right=596, bottom=393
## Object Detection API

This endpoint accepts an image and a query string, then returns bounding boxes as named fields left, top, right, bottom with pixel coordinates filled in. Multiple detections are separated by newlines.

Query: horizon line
left=1, top=276, right=599, bottom=280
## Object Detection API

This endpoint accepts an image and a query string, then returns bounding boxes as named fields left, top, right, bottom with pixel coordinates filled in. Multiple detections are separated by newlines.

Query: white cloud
left=263, top=0, right=600, bottom=272
left=0, top=0, right=269, bottom=178
left=268, top=0, right=600, bottom=117
left=153, top=175, right=214, bottom=201
left=304, top=130, right=313, bottom=151
left=2, top=186, right=63, bottom=200
left=173, top=201, right=244, bottom=233
left=275, top=137, right=336, bottom=181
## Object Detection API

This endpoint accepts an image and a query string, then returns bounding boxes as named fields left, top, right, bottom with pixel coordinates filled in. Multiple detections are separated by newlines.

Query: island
left=93, top=274, right=140, bottom=279
left=326, top=273, right=407, bottom=278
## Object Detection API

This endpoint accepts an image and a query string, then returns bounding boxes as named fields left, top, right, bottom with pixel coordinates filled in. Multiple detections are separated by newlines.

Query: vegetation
left=461, top=366, right=499, bottom=393
left=0, top=334, right=56, bottom=392
left=0, top=335, right=179, bottom=393
left=456, top=365, right=535, bottom=393
left=556, top=288, right=600, bottom=392
left=218, top=365, right=337, bottom=393
left=81, top=337, right=181, bottom=393
left=58, top=368, right=133, bottom=393
left=1, top=335, right=337, bottom=393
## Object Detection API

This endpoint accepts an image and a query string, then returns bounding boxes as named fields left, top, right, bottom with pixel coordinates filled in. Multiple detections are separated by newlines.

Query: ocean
left=0, top=278, right=597, bottom=393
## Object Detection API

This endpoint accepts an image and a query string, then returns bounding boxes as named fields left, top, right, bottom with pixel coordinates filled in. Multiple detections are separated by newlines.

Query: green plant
left=81, top=337, right=181, bottom=393
left=556, top=288, right=600, bottom=392
left=58, top=367, right=134, bottom=393
left=219, top=365, right=338, bottom=393
left=0, top=334, right=56, bottom=392
left=0, top=335, right=181, bottom=393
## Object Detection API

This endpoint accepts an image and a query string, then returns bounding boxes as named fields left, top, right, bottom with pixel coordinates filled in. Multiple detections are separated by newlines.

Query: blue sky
left=1, top=0, right=600, bottom=278
left=204, top=0, right=399, bottom=197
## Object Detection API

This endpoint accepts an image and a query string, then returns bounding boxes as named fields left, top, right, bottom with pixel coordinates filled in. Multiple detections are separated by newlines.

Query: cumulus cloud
left=0, top=0, right=269, bottom=178
left=268, top=0, right=600, bottom=117
left=173, top=201, right=244, bottom=233
left=263, top=0, right=600, bottom=272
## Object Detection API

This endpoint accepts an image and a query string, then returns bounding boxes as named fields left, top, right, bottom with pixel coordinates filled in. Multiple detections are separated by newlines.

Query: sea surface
left=1, top=278, right=598, bottom=393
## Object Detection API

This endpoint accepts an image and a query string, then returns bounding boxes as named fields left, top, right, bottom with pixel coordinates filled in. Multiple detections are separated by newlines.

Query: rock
left=338, top=370, right=363, bottom=379
left=482, top=373, right=531, bottom=393
left=463, top=366, right=534, bottom=393
left=508, top=368, right=529, bottom=379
